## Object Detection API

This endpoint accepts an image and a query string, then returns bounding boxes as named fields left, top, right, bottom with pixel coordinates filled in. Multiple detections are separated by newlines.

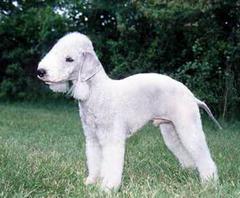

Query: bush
left=0, top=0, right=239, bottom=117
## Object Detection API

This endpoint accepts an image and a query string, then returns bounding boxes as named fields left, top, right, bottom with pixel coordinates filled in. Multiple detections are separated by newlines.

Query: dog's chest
left=79, top=104, right=97, bottom=128
left=78, top=101, right=113, bottom=130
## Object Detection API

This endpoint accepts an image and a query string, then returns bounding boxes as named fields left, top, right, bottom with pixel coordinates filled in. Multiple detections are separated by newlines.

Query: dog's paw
left=101, top=178, right=121, bottom=192
left=180, top=162, right=196, bottom=170
left=84, top=176, right=97, bottom=185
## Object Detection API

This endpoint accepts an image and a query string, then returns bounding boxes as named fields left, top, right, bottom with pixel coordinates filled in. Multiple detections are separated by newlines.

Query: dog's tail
left=196, top=98, right=222, bottom=130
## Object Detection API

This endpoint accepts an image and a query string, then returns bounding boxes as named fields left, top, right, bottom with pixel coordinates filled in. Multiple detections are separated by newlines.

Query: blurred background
left=0, top=0, right=239, bottom=118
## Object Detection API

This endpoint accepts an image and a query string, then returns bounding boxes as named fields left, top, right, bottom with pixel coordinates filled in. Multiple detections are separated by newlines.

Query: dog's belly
left=124, top=104, right=166, bottom=136
left=120, top=91, right=168, bottom=136
left=126, top=119, right=149, bottom=136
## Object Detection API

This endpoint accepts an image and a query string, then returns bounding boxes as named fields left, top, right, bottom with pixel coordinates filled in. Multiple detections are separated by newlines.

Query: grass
left=0, top=100, right=240, bottom=197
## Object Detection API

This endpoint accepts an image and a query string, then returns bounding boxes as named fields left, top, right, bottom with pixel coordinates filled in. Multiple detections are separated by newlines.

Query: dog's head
left=37, top=32, right=101, bottom=94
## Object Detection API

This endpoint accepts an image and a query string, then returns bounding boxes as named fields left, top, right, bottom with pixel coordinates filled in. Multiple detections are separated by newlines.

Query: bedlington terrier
left=37, top=32, right=221, bottom=191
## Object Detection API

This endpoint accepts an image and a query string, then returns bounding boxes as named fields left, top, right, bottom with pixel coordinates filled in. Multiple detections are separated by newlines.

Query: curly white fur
left=37, top=32, right=219, bottom=191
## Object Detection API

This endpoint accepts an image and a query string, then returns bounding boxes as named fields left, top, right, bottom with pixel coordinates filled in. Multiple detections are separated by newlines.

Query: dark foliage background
left=0, top=0, right=239, bottom=118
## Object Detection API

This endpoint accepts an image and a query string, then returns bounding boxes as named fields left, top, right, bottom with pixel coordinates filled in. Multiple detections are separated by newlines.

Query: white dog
left=37, top=32, right=221, bottom=191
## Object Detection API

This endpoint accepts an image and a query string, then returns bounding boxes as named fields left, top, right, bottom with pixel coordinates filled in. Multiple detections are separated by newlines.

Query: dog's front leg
left=85, top=136, right=102, bottom=185
left=99, top=133, right=126, bottom=192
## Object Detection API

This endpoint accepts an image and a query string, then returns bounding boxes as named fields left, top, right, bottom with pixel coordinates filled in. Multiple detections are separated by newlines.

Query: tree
left=0, top=0, right=239, bottom=117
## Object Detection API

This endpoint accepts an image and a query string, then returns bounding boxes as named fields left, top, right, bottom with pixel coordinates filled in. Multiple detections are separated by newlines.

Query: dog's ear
left=72, top=50, right=101, bottom=101
left=80, top=51, right=101, bottom=82
left=71, top=80, right=89, bottom=101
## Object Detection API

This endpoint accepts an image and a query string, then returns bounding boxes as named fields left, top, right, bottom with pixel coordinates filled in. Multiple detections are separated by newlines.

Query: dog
left=37, top=32, right=221, bottom=191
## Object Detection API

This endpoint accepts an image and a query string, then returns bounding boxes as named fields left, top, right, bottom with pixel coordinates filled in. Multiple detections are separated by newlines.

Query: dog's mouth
left=37, top=75, right=65, bottom=85
left=44, top=80, right=59, bottom=85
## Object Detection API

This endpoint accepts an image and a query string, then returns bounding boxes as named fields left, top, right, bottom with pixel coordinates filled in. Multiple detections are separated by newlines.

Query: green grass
left=0, top=100, right=240, bottom=197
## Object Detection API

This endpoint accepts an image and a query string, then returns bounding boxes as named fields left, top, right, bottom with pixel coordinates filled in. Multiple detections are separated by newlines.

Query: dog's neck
left=88, top=66, right=110, bottom=87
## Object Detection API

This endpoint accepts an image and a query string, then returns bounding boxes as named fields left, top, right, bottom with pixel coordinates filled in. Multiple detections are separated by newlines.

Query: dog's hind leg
left=160, top=123, right=196, bottom=169
left=173, top=120, right=218, bottom=182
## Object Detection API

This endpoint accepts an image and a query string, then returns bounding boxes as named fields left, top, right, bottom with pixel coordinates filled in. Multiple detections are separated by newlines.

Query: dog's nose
left=37, top=69, right=46, bottom=78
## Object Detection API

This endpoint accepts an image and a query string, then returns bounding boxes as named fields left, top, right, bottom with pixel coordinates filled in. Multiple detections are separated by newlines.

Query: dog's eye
left=65, top=56, right=74, bottom=62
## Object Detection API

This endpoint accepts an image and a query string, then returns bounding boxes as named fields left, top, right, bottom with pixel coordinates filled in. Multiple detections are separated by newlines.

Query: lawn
left=0, top=100, right=240, bottom=197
